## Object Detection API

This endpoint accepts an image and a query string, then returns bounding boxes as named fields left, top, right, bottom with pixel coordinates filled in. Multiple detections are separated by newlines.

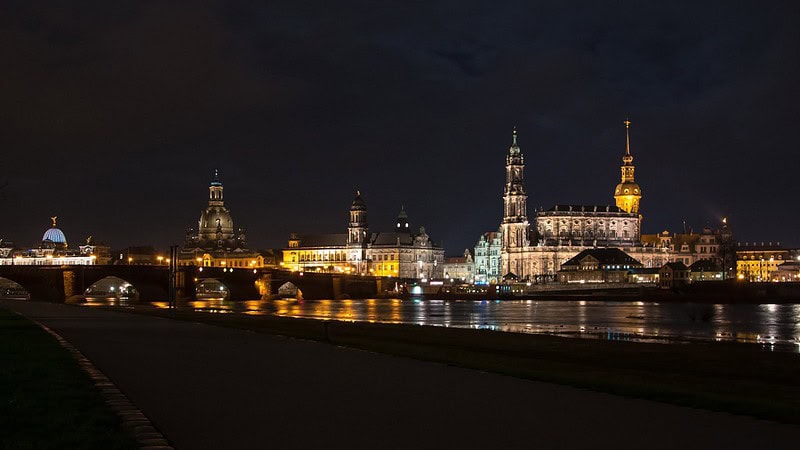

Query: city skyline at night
left=2, top=1, right=799, bottom=252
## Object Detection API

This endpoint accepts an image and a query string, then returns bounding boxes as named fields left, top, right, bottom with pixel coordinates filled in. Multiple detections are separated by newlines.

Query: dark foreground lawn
left=135, top=306, right=800, bottom=424
left=0, top=308, right=137, bottom=450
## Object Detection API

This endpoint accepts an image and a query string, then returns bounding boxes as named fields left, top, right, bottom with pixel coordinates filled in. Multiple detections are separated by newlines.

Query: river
left=128, top=297, right=800, bottom=353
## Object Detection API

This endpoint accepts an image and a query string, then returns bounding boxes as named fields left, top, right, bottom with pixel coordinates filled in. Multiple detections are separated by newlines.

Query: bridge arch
left=83, top=276, right=140, bottom=305
left=277, top=281, right=303, bottom=299
left=196, top=278, right=230, bottom=300
left=0, top=276, right=31, bottom=300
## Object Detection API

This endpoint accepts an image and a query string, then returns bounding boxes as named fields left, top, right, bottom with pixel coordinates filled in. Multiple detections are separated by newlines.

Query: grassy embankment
left=0, top=307, right=137, bottom=449
left=131, top=306, right=800, bottom=424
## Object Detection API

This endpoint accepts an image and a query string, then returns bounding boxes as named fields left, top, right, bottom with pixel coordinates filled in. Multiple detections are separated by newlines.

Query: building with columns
left=283, top=193, right=444, bottom=279
left=498, top=121, right=670, bottom=280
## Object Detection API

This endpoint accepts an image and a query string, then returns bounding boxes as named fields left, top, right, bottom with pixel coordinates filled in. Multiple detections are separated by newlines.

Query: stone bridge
left=0, top=265, right=392, bottom=302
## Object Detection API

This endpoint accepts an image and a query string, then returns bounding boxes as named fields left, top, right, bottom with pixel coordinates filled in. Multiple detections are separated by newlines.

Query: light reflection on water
left=138, top=298, right=800, bottom=352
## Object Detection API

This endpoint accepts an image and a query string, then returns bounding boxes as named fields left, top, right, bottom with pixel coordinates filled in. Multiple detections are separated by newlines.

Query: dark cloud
left=1, top=1, right=798, bottom=252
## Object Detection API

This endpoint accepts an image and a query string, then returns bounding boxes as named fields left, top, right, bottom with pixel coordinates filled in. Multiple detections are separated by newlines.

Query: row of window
left=542, top=230, right=629, bottom=238
left=740, top=254, right=784, bottom=260
left=545, top=220, right=629, bottom=226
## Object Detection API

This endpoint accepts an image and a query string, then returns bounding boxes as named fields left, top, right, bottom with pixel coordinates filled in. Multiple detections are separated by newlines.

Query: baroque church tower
left=347, top=191, right=368, bottom=245
left=501, top=128, right=530, bottom=261
left=614, top=119, right=642, bottom=214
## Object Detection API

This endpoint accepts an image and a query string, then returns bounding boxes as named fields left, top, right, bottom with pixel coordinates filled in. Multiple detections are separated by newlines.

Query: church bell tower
left=614, top=119, right=642, bottom=214
left=501, top=128, right=530, bottom=251
left=347, top=191, right=368, bottom=245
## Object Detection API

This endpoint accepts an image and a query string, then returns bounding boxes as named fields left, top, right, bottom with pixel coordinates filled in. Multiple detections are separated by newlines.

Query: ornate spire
left=624, top=118, right=631, bottom=156
left=509, top=127, right=520, bottom=155
left=211, top=169, right=222, bottom=186
left=614, top=117, right=641, bottom=214
left=622, top=118, right=634, bottom=166
left=50, top=216, right=57, bottom=227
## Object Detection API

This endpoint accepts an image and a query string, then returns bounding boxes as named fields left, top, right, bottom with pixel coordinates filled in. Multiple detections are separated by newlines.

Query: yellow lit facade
left=283, top=195, right=444, bottom=279
left=736, top=244, right=788, bottom=282
left=283, top=237, right=353, bottom=273
left=192, top=252, right=265, bottom=269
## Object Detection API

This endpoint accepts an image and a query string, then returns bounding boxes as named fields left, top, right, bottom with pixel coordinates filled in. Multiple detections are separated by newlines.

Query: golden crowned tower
left=614, top=119, right=642, bottom=214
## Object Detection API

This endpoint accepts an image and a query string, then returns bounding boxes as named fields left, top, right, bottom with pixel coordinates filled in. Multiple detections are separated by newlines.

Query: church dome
left=614, top=181, right=641, bottom=197
left=43, top=227, right=67, bottom=244
left=199, top=207, right=234, bottom=232
left=198, top=205, right=235, bottom=243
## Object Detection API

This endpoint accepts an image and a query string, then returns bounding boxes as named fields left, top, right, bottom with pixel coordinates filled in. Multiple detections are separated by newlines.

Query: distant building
left=642, top=226, right=719, bottom=267
left=558, top=248, right=643, bottom=284
left=736, top=242, right=790, bottom=282
left=0, top=217, right=108, bottom=266
left=178, top=171, right=265, bottom=269
left=474, top=229, right=502, bottom=284
left=283, top=194, right=444, bottom=279
left=659, top=262, right=690, bottom=289
left=689, top=259, right=723, bottom=282
left=442, top=249, right=474, bottom=282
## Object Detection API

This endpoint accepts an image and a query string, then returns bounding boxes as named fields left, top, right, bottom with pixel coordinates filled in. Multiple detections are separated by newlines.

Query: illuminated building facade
left=283, top=194, right=444, bottom=279
left=178, top=171, right=265, bottom=269
left=473, top=229, right=502, bottom=284
left=498, top=122, right=669, bottom=280
left=0, top=217, right=109, bottom=265
left=441, top=249, right=475, bottom=282
left=642, top=227, right=719, bottom=267
left=736, top=242, right=790, bottom=282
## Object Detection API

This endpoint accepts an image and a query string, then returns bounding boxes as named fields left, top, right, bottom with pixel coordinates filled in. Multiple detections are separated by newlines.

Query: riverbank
left=423, top=281, right=800, bottom=303
left=125, top=305, right=800, bottom=424
left=0, top=307, right=137, bottom=449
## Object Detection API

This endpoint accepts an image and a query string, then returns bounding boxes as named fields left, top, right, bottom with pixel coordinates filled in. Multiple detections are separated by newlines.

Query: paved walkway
left=4, top=300, right=799, bottom=449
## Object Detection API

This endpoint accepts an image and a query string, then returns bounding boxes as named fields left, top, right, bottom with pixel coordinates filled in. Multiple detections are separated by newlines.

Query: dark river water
left=124, top=298, right=800, bottom=353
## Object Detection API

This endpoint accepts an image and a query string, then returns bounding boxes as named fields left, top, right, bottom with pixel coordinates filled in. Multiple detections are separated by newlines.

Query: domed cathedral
left=614, top=119, right=642, bottom=215
left=198, top=169, right=235, bottom=244
left=179, top=170, right=265, bottom=268
left=283, top=192, right=445, bottom=279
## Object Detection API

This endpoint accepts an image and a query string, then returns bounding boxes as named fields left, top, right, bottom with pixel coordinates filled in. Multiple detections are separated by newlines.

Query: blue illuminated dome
left=42, top=227, right=67, bottom=244
left=42, top=216, right=67, bottom=245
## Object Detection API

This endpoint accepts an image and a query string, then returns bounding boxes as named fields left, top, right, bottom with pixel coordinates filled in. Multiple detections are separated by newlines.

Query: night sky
left=2, top=1, right=799, bottom=254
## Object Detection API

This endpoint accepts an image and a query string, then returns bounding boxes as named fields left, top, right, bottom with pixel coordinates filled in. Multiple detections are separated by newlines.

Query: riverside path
left=3, top=299, right=799, bottom=450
